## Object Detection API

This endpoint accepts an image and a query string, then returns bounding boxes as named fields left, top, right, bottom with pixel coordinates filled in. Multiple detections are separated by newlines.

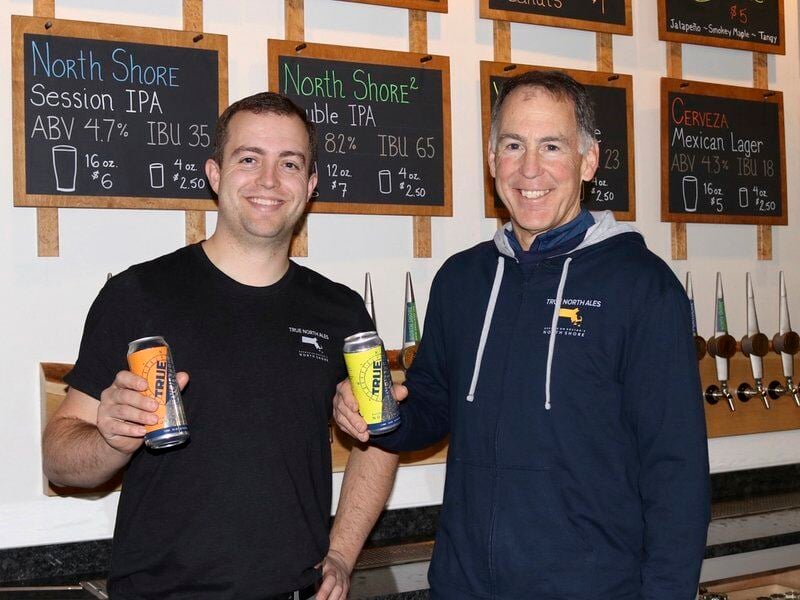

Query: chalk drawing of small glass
left=51, top=145, right=77, bottom=192
left=378, top=169, right=392, bottom=195
left=149, top=163, right=165, bottom=189
left=682, top=175, right=698, bottom=212
left=738, top=187, right=749, bottom=208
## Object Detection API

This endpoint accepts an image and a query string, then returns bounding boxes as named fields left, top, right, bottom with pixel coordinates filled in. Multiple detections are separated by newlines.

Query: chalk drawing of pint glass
left=51, top=145, right=77, bottom=192
left=682, top=175, right=698, bottom=213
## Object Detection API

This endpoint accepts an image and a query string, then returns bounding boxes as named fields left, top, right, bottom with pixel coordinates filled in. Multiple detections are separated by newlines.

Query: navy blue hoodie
left=377, top=211, right=711, bottom=600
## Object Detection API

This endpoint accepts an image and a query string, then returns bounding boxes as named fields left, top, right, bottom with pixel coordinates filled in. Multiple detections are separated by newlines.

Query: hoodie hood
left=492, top=210, right=639, bottom=260
left=470, top=210, right=641, bottom=410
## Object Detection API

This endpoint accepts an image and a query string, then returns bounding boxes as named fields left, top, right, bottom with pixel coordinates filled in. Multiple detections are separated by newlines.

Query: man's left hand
left=316, top=549, right=351, bottom=600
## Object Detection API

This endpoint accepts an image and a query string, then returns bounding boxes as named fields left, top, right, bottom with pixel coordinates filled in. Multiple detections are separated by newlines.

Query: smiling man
left=43, top=92, right=398, bottom=600
left=333, top=71, right=711, bottom=599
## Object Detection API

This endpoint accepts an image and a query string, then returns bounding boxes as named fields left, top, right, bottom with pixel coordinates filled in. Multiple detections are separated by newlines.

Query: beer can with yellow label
left=343, top=331, right=400, bottom=435
left=127, top=336, right=189, bottom=449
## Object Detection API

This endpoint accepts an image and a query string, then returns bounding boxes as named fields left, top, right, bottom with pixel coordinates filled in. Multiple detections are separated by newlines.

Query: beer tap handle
left=774, top=271, right=800, bottom=372
left=770, top=272, right=800, bottom=407
left=400, top=272, right=421, bottom=371
left=706, top=273, right=736, bottom=411
left=364, top=272, right=376, bottom=328
left=685, top=273, right=707, bottom=360
left=740, top=273, right=770, bottom=408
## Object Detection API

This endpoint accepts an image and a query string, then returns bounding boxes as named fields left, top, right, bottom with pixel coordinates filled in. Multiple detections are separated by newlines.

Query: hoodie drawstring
left=545, top=257, right=572, bottom=410
left=466, top=256, right=505, bottom=402
left=465, top=254, right=572, bottom=411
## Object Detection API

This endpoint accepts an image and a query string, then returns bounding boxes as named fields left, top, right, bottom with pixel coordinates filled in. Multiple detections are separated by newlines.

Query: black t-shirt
left=65, top=244, right=373, bottom=599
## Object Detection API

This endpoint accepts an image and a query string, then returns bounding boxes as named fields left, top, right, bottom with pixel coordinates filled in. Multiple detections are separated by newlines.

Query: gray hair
left=489, top=70, right=596, bottom=154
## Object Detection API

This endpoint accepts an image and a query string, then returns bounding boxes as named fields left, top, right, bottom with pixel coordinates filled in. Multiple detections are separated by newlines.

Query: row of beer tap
left=361, top=268, right=799, bottom=411
left=688, top=271, right=800, bottom=412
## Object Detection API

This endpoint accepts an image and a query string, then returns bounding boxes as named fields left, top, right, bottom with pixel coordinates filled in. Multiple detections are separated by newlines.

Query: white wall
left=1, top=0, right=799, bottom=551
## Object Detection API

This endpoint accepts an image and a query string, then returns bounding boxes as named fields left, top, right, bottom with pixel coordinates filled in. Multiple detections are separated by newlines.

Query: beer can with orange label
left=127, top=336, right=189, bottom=449
left=343, top=331, right=400, bottom=435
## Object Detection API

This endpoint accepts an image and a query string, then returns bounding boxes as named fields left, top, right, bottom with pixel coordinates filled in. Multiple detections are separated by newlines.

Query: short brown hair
left=210, top=92, right=317, bottom=174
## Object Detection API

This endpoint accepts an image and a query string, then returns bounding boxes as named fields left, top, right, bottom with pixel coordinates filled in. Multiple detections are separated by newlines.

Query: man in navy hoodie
left=335, top=71, right=711, bottom=599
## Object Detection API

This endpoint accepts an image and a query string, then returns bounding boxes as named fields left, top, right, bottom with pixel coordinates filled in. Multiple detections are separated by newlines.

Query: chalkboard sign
left=269, top=40, right=452, bottom=216
left=658, top=0, right=784, bottom=54
left=480, top=62, right=635, bottom=221
left=335, top=0, right=447, bottom=12
left=661, top=78, right=786, bottom=225
left=12, top=16, right=227, bottom=210
left=480, top=0, right=632, bottom=35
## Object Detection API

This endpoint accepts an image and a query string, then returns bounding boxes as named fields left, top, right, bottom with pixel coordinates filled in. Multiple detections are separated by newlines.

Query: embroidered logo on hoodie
left=544, top=298, right=603, bottom=338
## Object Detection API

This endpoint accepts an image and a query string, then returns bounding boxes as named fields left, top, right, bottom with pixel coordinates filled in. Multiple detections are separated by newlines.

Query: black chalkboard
left=480, top=62, right=635, bottom=221
left=658, top=0, right=784, bottom=54
left=480, top=0, right=631, bottom=35
left=269, top=40, right=452, bottom=216
left=12, top=17, right=227, bottom=210
left=661, top=79, right=786, bottom=225
left=335, top=0, right=448, bottom=12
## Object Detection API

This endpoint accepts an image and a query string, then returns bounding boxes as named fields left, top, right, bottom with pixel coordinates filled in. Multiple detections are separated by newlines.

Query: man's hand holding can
left=333, top=377, right=408, bottom=442
left=97, top=369, right=190, bottom=454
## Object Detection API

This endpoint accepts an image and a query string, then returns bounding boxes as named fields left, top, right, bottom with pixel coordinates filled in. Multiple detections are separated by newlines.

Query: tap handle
left=399, top=344, right=418, bottom=371
left=741, top=333, right=770, bottom=357
left=773, top=331, right=800, bottom=355
left=694, top=336, right=707, bottom=361
left=708, top=334, right=737, bottom=358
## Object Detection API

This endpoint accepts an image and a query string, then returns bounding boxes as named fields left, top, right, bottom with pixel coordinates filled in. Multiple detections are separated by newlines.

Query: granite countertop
left=706, top=507, right=800, bottom=558
left=3, top=465, right=800, bottom=598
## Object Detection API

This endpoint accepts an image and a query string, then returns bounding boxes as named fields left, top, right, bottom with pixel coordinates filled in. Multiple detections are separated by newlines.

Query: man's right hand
left=333, top=379, right=407, bottom=443
left=97, top=370, right=189, bottom=454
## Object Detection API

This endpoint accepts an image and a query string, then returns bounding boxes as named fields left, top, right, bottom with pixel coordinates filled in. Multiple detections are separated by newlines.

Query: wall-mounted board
left=12, top=16, right=227, bottom=210
left=661, top=78, right=786, bottom=225
left=480, top=0, right=632, bottom=35
left=335, top=0, right=447, bottom=12
left=658, top=0, right=785, bottom=54
left=269, top=40, right=451, bottom=216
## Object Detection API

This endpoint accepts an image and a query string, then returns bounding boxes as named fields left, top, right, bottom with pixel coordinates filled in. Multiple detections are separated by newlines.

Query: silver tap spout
left=787, top=376, right=800, bottom=408
left=755, top=378, right=770, bottom=409
left=720, top=381, right=736, bottom=412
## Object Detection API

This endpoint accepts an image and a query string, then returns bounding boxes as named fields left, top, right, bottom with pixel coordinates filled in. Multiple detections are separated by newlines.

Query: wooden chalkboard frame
left=268, top=39, right=452, bottom=217
left=660, top=78, right=787, bottom=226
left=12, top=16, right=228, bottom=211
left=657, top=0, right=785, bottom=55
left=335, top=0, right=448, bottom=13
left=480, top=0, right=632, bottom=35
left=480, top=61, right=636, bottom=222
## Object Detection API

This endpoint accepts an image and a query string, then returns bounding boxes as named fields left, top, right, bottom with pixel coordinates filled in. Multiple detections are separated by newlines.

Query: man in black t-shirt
left=43, top=92, right=399, bottom=600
